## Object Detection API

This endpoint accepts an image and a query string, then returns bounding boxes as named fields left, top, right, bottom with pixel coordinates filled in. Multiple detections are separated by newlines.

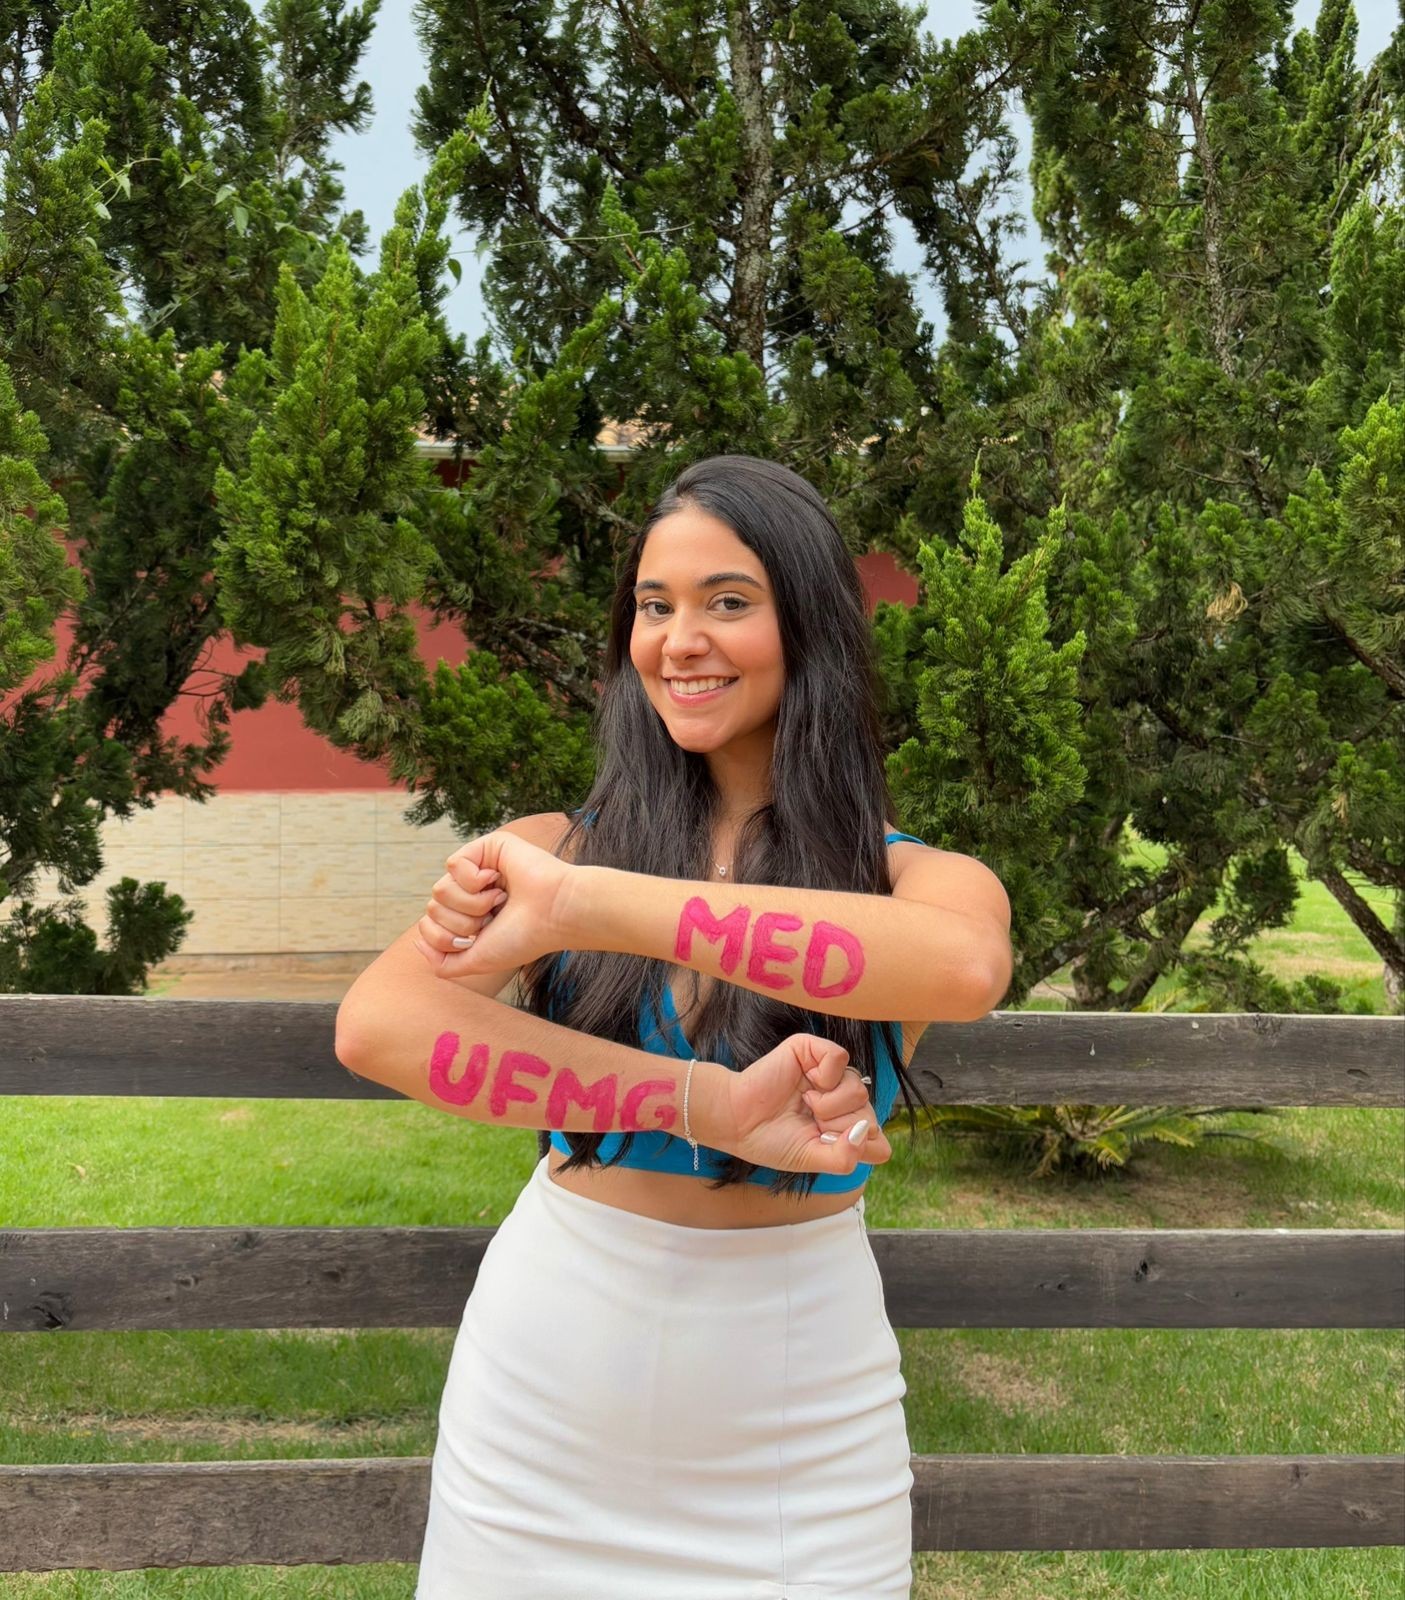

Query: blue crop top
left=546, top=822, right=926, bottom=1192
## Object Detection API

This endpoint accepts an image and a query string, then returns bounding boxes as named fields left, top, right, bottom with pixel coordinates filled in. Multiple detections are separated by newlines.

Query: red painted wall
left=13, top=459, right=918, bottom=792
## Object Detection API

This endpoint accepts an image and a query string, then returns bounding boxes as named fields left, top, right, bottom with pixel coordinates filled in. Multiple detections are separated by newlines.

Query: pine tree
left=0, top=357, right=195, bottom=990
left=407, top=0, right=1011, bottom=548
left=0, top=0, right=386, bottom=989
left=879, top=0, right=1404, bottom=1009
left=218, top=0, right=1031, bottom=838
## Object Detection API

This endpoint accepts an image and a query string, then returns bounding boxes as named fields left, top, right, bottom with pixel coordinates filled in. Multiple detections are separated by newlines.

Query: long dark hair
left=521, top=454, right=933, bottom=1196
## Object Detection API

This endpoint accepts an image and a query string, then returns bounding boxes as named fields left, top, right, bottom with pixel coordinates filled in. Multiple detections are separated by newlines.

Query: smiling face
left=629, top=505, right=785, bottom=766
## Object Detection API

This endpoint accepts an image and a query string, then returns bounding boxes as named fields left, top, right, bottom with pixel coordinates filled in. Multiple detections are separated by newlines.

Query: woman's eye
left=636, top=596, right=748, bottom=617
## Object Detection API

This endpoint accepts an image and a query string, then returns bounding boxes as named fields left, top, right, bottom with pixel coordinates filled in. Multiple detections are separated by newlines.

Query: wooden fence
left=1, top=998, right=1402, bottom=1571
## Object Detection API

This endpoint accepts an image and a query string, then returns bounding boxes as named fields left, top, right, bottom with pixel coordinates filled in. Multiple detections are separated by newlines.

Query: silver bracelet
left=682, top=1057, right=699, bottom=1172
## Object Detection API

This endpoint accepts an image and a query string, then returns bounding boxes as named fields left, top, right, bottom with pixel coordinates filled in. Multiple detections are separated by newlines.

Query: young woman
left=335, top=454, right=1012, bottom=1597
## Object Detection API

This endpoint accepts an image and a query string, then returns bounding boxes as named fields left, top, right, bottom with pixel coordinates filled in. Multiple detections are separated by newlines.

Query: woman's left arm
left=560, top=851, right=1014, bottom=1025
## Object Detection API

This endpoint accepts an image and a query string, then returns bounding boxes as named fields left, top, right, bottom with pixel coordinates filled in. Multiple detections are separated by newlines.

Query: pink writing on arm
left=489, top=1050, right=551, bottom=1117
left=620, top=1079, right=680, bottom=1132
left=675, top=898, right=866, bottom=998
left=427, top=1033, right=490, bottom=1106
left=674, top=896, right=750, bottom=973
left=545, top=1068, right=617, bottom=1131
left=804, top=920, right=865, bottom=998
left=746, top=910, right=802, bottom=991
left=425, top=1035, right=680, bottom=1133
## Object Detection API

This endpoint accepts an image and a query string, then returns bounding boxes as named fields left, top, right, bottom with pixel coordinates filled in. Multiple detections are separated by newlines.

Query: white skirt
left=415, top=1152, right=913, bottom=1599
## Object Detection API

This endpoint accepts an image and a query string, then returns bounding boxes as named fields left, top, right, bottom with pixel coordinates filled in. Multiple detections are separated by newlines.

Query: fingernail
left=452, top=935, right=477, bottom=948
left=819, top=1133, right=838, bottom=1144
left=491, top=890, right=507, bottom=906
left=802, top=1090, right=817, bottom=1109
left=847, top=1119, right=870, bottom=1146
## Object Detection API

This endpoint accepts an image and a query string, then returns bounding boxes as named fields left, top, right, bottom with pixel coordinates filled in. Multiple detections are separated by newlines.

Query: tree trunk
left=1115, top=876, right=1221, bottom=1010
left=724, top=0, right=774, bottom=371
left=1318, top=866, right=1405, bottom=998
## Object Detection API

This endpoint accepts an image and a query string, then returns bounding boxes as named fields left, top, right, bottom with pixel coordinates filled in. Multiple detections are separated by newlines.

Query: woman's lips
left=665, top=677, right=737, bottom=706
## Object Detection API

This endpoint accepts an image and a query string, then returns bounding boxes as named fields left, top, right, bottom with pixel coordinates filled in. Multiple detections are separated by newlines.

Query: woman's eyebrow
left=633, top=571, right=765, bottom=594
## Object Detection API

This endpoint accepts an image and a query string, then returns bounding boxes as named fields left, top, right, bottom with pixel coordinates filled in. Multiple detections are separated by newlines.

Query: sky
left=322, top=1, right=1399, bottom=350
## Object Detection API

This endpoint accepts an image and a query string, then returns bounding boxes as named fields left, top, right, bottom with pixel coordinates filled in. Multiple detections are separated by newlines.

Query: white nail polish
left=819, top=1133, right=838, bottom=1143
left=452, top=935, right=476, bottom=948
left=847, top=1119, right=869, bottom=1146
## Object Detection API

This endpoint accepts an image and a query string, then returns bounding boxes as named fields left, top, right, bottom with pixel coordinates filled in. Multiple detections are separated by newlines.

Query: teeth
left=671, top=677, right=736, bottom=695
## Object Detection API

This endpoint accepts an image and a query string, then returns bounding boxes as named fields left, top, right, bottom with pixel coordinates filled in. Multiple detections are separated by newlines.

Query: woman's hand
left=721, top=1033, right=891, bottom=1176
left=412, top=828, right=576, bottom=980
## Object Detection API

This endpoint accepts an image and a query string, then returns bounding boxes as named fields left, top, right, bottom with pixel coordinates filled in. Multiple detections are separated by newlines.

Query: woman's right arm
left=335, top=972, right=733, bottom=1146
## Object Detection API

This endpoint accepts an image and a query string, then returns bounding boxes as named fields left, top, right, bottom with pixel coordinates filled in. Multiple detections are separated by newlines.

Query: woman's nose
left=663, top=614, right=711, bottom=653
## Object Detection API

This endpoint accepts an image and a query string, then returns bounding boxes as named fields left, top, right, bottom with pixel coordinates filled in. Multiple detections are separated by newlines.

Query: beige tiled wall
left=25, top=791, right=474, bottom=959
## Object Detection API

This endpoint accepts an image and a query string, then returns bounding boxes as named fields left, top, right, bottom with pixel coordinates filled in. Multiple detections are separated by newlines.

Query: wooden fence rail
left=3, top=1226, right=1401, bottom=1332
left=2, top=998, right=1402, bottom=1572
left=4, top=998, right=1399, bottom=1104
left=4, top=1456, right=1401, bottom=1568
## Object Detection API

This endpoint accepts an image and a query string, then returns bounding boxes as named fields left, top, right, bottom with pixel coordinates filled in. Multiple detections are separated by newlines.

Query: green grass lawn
left=1028, top=832, right=1397, bottom=1016
left=3, top=842, right=1401, bottom=1597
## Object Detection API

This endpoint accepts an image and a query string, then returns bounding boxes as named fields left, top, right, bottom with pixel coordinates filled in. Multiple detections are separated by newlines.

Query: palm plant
left=901, top=1101, right=1283, bottom=1180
